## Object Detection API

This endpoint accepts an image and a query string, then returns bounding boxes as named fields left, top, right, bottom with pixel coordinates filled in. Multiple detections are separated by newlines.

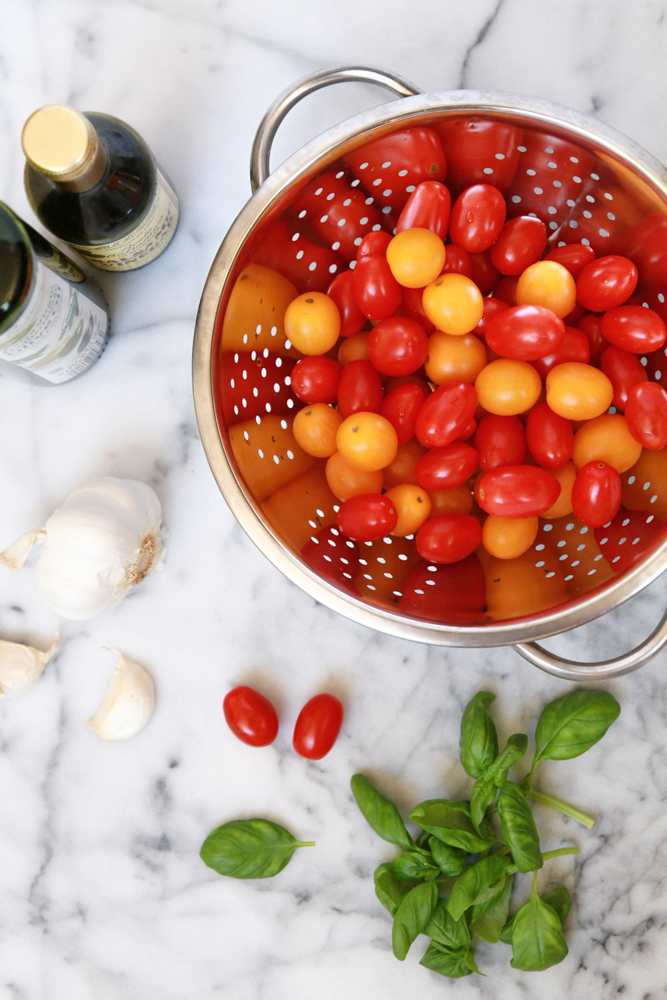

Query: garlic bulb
left=0, top=634, right=58, bottom=698
left=0, top=478, right=165, bottom=620
left=88, top=650, right=155, bottom=740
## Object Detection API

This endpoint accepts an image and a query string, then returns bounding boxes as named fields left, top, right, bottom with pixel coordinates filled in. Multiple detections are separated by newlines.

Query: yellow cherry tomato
left=546, top=362, right=613, bottom=421
left=385, top=484, right=432, bottom=536
left=292, top=403, right=342, bottom=457
left=540, top=461, right=577, bottom=518
left=325, top=451, right=384, bottom=500
left=428, top=484, right=474, bottom=516
left=422, top=273, right=484, bottom=335
left=284, top=291, right=341, bottom=355
left=572, top=413, right=642, bottom=473
left=338, top=329, right=370, bottom=367
left=483, top=515, right=539, bottom=559
left=475, top=359, right=542, bottom=415
left=516, top=260, right=577, bottom=318
left=336, top=411, right=398, bottom=471
left=425, top=332, right=487, bottom=385
left=386, top=228, right=446, bottom=288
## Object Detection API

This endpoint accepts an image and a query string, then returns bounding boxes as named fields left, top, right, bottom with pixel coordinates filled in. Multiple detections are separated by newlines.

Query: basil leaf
left=447, top=854, right=514, bottom=921
left=429, top=837, right=467, bottom=876
left=542, top=884, right=571, bottom=925
left=420, top=942, right=472, bottom=978
left=374, top=863, right=416, bottom=917
left=409, top=799, right=495, bottom=854
left=486, top=734, right=529, bottom=787
left=415, top=828, right=432, bottom=849
left=351, top=774, right=414, bottom=849
left=497, top=782, right=543, bottom=874
left=425, top=899, right=471, bottom=949
left=470, top=777, right=497, bottom=831
left=471, top=872, right=514, bottom=943
left=390, top=850, right=440, bottom=881
left=499, top=908, right=519, bottom=944
left=460, top=691, right=498, bottom=779
left=392, top=879, right=438, bottom=961
left=200, top=819, right=313, bottom=879
left=534, top=690, right=621, bottom=764
left=510, top=894, right=568, bottom=971
left=464, top=947, right=484, bottom=975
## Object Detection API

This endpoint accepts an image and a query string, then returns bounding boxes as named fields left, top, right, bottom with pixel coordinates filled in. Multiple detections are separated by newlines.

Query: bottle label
left=69, top=168, right=179, bottom=271
left=0, top=259, right=108, bottom=384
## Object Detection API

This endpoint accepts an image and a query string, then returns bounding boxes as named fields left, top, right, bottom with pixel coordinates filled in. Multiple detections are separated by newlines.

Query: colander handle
left=513, top=607, right=667, bottom=680
left=250, top=66, right=423, bottom=192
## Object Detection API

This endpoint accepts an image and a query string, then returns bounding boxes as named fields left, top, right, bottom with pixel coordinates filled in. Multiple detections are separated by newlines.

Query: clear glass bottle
left=0, top=203, right=109, bottom=385
left=22, top=105, right=179, bottom=272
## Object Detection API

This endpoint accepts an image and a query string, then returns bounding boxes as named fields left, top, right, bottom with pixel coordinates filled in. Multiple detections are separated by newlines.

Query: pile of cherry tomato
left=282, top=174, right=667, bottom=584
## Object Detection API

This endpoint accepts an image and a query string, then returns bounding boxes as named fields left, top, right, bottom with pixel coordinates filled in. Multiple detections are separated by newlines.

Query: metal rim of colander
left=193, top=83, right=667, bottom=650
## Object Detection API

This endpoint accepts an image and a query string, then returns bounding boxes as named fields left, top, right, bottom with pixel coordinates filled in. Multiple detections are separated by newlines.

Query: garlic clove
left=87, top=650, right=155, bottom=741
left=0, top=633, right=58, bottom=698
left=0, top=528, right=46, bottom=572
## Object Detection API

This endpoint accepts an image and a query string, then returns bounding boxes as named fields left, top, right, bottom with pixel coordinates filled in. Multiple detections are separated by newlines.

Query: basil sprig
left=351, top=687, right=620, bottom=981
left=200, top=819, right=314, bottom=879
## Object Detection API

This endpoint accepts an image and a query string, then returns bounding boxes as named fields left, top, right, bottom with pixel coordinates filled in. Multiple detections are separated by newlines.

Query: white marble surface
left=1, top=1, right=667, bottom=997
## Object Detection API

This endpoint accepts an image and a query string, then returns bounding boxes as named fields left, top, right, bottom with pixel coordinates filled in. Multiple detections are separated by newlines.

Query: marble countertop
left=2, top=1, right=667, bottom=997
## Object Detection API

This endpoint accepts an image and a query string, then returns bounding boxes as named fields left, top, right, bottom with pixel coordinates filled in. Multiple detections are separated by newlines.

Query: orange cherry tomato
left=516, top=260, right=577, bottom=318
left=338, top=329, right=370, bottom=367
left=422, top=273, right=484, bottom=335
left=386, top=228, right=446, bottom=288
left=425, top=331, right=487, bottom=384
left=475, top=359, right=542, bottom=415
left=336, top=411, right=398, bottom=471
left=546, top=362, right=613, bottom=420
left=293, top=403, right=342, bottom=457
left=284, top=292, right=341, bottom=354
left=385, top=484, right=433, bottom=536
left=540, top=460, right=577, bottom=518
left=382, top=437, right=427, bottom=490
left=482, top=514, right=539, bottom=559
left=428, top=484, right=474, bottom=516
left=485, top=549, right=568, bottom=620
left=571, top=413, right=642, bottom=473
left=326, top=451, right=383, bottom=500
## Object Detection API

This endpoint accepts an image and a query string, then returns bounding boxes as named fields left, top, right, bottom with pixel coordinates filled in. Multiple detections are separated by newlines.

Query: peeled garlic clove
left=0, top=633, right=58, bottom=698
left=88, top=650, right=155, bottom=741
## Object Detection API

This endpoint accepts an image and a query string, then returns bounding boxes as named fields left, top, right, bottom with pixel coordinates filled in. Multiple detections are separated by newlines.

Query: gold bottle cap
left=21, top=105, right=99, bottom=182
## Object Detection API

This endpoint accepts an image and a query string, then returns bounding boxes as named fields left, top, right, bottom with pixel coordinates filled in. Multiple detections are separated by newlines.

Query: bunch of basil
left=351, top=688, right=620, bottom=977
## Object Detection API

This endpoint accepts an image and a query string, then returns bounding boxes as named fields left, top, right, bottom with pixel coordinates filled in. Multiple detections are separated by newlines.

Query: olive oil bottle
left=0, top=203, right=108, bottom=384
left=22, top=105, right=179, bottom=272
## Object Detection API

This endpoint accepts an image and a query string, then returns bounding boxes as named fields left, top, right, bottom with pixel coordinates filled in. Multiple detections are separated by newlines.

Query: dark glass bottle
left=0, top=202, right=108, bottom=385
left=23, top=105, right=178, bottom=272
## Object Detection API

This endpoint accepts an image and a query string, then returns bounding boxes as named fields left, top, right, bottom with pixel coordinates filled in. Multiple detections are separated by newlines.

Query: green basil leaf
left=497, top=783, right=543, bottom=874
left=415, top=828, right=432, bottom=849
left=464, top=947, right=484, bottom=975
left=542, top=884, right=571, bottom=926
left=420, top=942, right=472, bottom=979
left=470, top=777, right=497, bottom=831
left=390, top=850, right=440, bottom=881
left=392, top=879, right=438, bottom=961
left=534, top=690, right=621, bottom=764
left=460, top=691, right=499, bottom=779
left=486, top=734, right=529, bottom=787
left=200, top=819, right=313, bottom=879
left=351, top=774, right=414, bottom=849
left=409, top=799, right=496, bottom=854
left=429, top=837, right=467, bottom=877
left=510, top=894, right=568, bottom=971
left=374, top=863, right=417, bottom=917
left=499, top=909, right=519, bottom=945
left=425, top=899, right=471, bottom=949
left=447, top=854, right=514, bottom=921
left=471, top=872, right=514, bottom=943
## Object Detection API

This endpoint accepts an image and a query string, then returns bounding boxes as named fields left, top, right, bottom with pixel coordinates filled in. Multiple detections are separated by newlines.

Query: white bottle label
left=0, top=260, right=108, bottom=384
left=69, top=168, right=179, bottom=271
